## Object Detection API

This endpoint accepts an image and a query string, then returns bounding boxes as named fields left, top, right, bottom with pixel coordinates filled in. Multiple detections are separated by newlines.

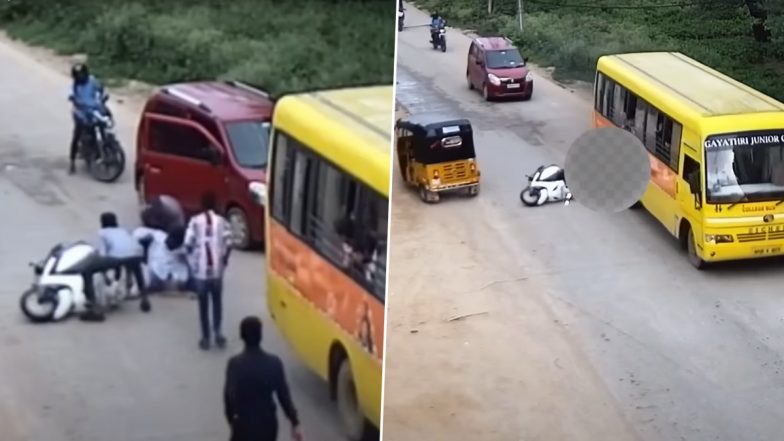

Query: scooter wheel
left=520, top=187, right=541, bottom=207
left=20, top=287, right=57, bottom=323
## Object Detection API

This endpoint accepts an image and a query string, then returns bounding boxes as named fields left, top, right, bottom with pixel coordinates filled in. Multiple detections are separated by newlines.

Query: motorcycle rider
left=430, top=12, right=446, bottom=45
left=68, top=63, right=107, bottom=175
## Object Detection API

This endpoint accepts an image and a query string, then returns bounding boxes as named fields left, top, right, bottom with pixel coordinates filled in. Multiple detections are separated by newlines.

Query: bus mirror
left=687, top=173, right=701, bottom=194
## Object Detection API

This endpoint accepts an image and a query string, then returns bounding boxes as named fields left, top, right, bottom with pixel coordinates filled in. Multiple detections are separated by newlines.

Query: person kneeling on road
left=96, top=212, right=150, bottom=312
left=133, top=224, right=191, bottom=294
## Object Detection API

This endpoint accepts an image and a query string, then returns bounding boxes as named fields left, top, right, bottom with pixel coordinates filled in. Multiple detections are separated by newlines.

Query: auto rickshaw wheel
left=466, top=72, right=473, bottom=90
left=418, top=186, right=438, bottom=203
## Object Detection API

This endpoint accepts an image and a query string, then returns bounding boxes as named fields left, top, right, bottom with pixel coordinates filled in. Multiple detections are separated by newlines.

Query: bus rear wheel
left=336, top=359, right=372, bottom=441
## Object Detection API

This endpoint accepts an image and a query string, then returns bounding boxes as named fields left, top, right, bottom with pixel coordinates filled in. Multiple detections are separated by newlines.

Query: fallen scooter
left=520, top=164, right=573, bottom=207
left=19, top=241, right=139, bottom=323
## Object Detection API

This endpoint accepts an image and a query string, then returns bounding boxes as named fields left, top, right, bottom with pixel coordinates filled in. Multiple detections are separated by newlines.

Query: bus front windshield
left=705, top=130, right=784, bottom=204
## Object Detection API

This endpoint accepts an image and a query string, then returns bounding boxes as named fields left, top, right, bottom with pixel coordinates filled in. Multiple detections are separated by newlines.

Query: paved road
left=383, top=4, right=784, bottom=441
left=0, top=37, right=346, bottom=441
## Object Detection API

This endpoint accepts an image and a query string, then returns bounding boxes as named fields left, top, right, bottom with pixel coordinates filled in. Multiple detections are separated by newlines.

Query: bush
left=0, top=0, right=395, bottom=95
left=412, top=0, right=784, bottom=100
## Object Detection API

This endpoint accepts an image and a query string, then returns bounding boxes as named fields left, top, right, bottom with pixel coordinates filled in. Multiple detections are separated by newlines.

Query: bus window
left=605, top=79, right=616, bottom=120
left=270, top=133, right=293, bottom=222
left=655, top=115, right=683, bottom=172
left=594, top=72, right=606, bottom=111
left=312, top=162, right=350, bottom=267
left=634, top=97, right=647, bottom=141
left=354, top=187, right=388, bottom=299
left=623, top=90, right=637, bottom=131
left=611, top=83, right=624, bottom=127
left=683, top=155, right=701, bottom=200
left=289, top=149, right=312, bottom=237
left=645, top=105, right=659, bottom=154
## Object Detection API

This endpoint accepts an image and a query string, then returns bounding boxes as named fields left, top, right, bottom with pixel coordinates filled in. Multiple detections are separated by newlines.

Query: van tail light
left=433, top=170, right=440, bottom=180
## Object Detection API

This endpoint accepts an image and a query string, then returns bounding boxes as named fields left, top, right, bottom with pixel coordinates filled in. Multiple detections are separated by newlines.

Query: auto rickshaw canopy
left=396, top=113, right=476, bottom=165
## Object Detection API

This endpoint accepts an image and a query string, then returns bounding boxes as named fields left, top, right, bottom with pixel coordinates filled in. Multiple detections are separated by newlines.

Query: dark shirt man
left=224, top=316, right=303, bottom=441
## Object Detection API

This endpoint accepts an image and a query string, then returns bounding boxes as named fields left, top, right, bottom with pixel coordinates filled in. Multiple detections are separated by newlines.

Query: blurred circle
left=565, top=127, right=650, bottom=213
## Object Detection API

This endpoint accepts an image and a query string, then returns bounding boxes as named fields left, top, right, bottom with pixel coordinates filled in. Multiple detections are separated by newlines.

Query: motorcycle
left=431, top=24, right=447, bottom=52
left=520, top=164, right=573, bottom=207
left=75, top=95, right=126, bottom=183
left=398, top=8, right=405, bottom=31
left=19, top=241, right=139, bottom=323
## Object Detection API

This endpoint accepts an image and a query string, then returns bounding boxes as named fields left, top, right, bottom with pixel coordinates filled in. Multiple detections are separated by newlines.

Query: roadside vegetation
left=413, top=0, right=784, bottom=100
left=0, top=0, right=395, bottom=95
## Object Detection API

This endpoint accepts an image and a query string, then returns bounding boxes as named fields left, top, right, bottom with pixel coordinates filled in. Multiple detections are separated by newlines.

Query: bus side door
left=677, top=145, right=703, bottom=238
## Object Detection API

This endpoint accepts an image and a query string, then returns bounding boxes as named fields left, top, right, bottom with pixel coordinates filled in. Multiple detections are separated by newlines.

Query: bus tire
left=685, top=225, right=706, bottom=270
left=336, top=358, right=372, bottom=441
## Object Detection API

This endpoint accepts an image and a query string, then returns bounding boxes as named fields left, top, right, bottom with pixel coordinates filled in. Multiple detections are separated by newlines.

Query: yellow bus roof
left=597, top=52, right=784, bottom=123
left=272, top=85, right=393, bottom=196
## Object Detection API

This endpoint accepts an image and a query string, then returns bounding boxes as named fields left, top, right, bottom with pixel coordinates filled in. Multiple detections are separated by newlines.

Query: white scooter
left=519, top=164, right=573, bottom=207
left=19, top=241, right=138, bottom=323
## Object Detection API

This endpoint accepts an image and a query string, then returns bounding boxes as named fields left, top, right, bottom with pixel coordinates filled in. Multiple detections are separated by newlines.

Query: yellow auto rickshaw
left=395, top=114, right=480, bottom=203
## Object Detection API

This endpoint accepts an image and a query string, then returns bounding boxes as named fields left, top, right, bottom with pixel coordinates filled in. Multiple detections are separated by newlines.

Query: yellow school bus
left=265, top=85, right=391, bottom=439
left=594, top=52, right=784, bottom=269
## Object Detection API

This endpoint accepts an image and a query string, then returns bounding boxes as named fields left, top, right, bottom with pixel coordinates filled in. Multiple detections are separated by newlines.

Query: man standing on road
left=224, top=316, right=304, bottom=441
left=184, top=192, right=233, bottom=350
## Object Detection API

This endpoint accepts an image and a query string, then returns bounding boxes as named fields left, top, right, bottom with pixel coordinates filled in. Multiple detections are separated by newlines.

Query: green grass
left=413, top=0, right=784, bottom=101
left=0, top=0, right=396, bottom=95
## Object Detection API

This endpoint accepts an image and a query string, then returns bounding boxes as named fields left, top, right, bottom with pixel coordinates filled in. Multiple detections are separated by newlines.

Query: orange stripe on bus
left=268, top=221, right=385, bottom=361
left=592, top=112, right=677, bottom=198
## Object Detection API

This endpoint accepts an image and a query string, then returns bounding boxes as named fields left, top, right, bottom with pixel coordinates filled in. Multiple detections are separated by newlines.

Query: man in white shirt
left=184, top=192, right=233, bottom=351
left=133, top=225, right=190, bottom=293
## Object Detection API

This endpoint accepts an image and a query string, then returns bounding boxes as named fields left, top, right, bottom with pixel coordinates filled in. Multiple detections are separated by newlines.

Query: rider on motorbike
left=430, top=12, right=446, bottom=45
left=68, top=63, right=108, bottom=175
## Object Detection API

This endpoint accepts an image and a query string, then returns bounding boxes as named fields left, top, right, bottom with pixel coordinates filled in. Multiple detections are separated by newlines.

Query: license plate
left=753, top=246, right=781, bottom=255
left=507, top=83, right=521, bottom=89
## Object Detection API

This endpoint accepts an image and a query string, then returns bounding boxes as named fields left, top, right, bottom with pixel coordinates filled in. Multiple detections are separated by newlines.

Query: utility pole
left=517, top=0, right=524, bottom=31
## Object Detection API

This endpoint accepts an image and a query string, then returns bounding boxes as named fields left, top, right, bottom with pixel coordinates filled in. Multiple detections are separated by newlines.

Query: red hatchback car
left=135, top=80, right=274, bottom=250
left=466, top=37, right=533, bottom=101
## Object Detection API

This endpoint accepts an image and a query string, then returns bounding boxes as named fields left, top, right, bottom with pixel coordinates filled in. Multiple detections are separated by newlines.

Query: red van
left=135, top=81, right=274, bottom=250
left=466, top=37, right=533, bottom=101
